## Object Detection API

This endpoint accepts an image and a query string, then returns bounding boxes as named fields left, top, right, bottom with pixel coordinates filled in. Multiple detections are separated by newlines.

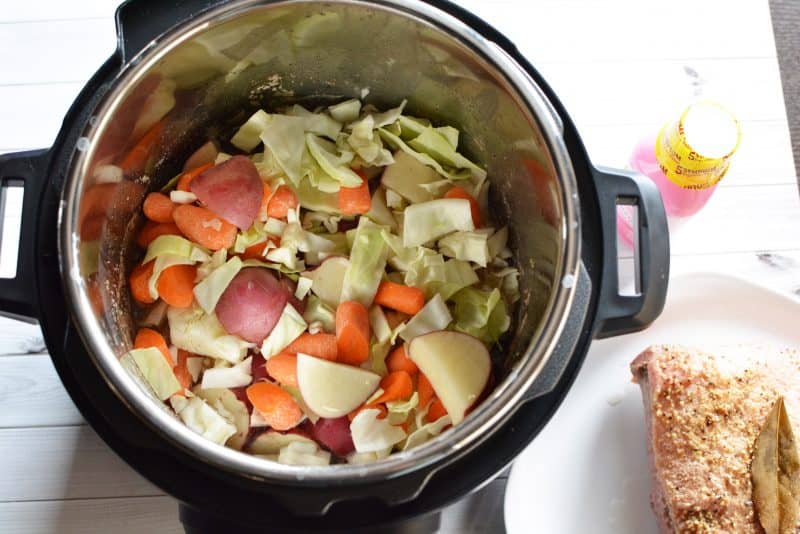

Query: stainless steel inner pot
left=60, top=0, right=581, bottom=483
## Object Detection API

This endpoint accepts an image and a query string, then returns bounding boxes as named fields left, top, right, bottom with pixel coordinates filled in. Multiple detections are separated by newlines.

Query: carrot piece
left=374, top=281, right=425, bottom=316
left=238, top=236, right=279, bottom=262
left=335, top=301, right=371, bottom=365
left=246, top=382, right=303, bottom=431
left=284, top=333, right=338, bottom=361
left=426, top=397, right=448, bottom=423
left=130, top=260, right=156, bottom=304
left=172, top=204, right=237, bottom=250
left=136, top=221, right=182, bottom=248
left=134, top=327, right=172, bottom=366
left=266, top=185, right=298, bottom=219
left=417, top=372, right=435, bottom=409
left=119, top=120, right=164, bottom=175
left=386, top=345, right=418, bottom=375
left=173, top=349, right=193, bottom=392
left=156, top=264, right=196, bottom=308
left=143, top=192, right=176, bottom=223
left=265, top=353, right=298, bottom=387
left=444, top=186, right=481, bottom=227
left=337, top=179, right=371, bottom=215
left=259, top=182, right=272, bottom=220
left=177, top=162, right=214, bottom=192
left=347, top=403, right=387, bottom=421
left=369, top=371, right=413, bottom=405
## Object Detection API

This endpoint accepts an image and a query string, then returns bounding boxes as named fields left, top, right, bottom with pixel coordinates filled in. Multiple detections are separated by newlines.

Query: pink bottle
left=619, top=102, right=741, bottom=246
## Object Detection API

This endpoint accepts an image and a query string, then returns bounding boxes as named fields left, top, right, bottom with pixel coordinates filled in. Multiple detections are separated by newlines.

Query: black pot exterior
left=0, top=0, right=668, bottom=531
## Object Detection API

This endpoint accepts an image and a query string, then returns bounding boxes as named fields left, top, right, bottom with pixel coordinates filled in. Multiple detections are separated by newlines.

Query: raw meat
left=631, top=345, right=800, bottom=533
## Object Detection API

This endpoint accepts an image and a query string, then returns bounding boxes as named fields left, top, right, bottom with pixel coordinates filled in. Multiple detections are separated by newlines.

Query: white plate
left=504, top=272, right=800, bottom=534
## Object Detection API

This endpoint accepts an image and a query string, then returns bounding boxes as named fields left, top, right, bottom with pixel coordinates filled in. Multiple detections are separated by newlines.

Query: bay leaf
left=751, top=397, right=800, bottom=534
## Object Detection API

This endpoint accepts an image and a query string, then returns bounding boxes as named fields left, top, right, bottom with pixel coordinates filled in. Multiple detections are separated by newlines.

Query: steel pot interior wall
left=61, top=0, right=579, bottom=482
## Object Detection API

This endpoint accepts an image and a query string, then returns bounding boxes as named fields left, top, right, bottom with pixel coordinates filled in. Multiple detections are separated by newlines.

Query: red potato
left=311, top=416, right=355, bottom=456
left=251, top=352, right=269, bottom=382
left=190, top=155, right=263, bottom=229
left=215, top=268, right=290, bottom=343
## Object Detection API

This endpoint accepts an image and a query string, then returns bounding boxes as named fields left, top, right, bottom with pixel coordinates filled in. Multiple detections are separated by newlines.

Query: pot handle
left=0, top=149, right=49, bottom=323
left=592, top=166, right=669, bottom=338
left=116, top=0, right=220, bottom=62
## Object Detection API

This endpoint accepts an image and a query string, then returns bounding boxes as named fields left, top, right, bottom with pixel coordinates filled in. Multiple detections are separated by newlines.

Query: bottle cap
left=655, top=102, right=741, bottom=189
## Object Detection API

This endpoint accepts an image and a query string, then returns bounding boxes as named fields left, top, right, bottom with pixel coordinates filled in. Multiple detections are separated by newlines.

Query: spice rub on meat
left=631, top=345, right=800, bottom=533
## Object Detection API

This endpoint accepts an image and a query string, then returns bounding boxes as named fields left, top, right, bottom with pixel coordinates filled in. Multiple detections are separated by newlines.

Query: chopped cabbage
left=200, top=356, right=252, bottom=389
left=438, top=231, right=490, bottom=267
left=487, top=226, right=509, bottom=259
left=403, top=414, right=452, bottom=451
left=305, top=133, right=361, bottom=187
left=302, top=295, right=336, bottom=333
left=277, top=440, right=331, bottom=466
left=380, top=150, right=440, bottom=204
left=170, top=190, right=197, bottom=204
left=350, top=408, right=407, bottom=453
left=230, top=109, right=270, bottom=152
left=431, top=259, right=480, bottom=301
left=451, top=288, right=510, bottom=344
left=128, top=347, right=181, bottom=400
left=285, top=104, right=342, bottom=140
left=346, top=114, right=394, bottom=166
left=328, top=99, right=361, bottom=123
left=386, top=392, right=418, bottom=425
left=385, top=188, right=407, bottom=210
left=144, top=235, right=210, bottom=299
left=259, top=114, right=307, bottom=184
left=378, top=128, right=472, bottom=182
left=365, top=188, right=397, bottom=230
left=186, top=357, right=204, bottom=382
left=399, top=294, right=452, bottom=342
left=260, top=303, right=308, bottom=358
left=402, top=199, right=475, bottom=247
left=368, top=306, right=392, bottom=344
left=168, top=305, right=252, bottom=363
left=340, top=219, right=389, bottom=306
left=407, top=127, right=486, bottom=180
left=233, top=221, right=268, bottom=254
left=175, top=396, right=237, bottom=445
left=193, top=256, right=243, bottom=314
left=295, top=276, right=313, bottom=300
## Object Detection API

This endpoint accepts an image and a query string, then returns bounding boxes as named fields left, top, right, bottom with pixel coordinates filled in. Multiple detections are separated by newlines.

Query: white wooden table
left=0, top=1, right=797, bottom=532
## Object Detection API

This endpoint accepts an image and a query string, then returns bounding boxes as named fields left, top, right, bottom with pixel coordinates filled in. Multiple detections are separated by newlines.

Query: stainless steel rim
left=60, top=0, right=581, bottom=484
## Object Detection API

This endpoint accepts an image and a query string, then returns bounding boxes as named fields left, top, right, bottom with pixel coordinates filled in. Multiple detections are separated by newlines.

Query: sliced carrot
left=426, top=397, right=448, bottom=423
left=177, top=162, right=214, bottom=192
left=265, top=353, right=298, bottom=387
left=444, top=186, right=481, bottom=227
left=246, top=382, right=303, bottom=431
left=347, top=403, right=388, bottom=421
left=259, top=182, right=272, bottom=220
left=386, top=345, right=418, bottom=375
left=369, top=371, right=413, bottom=405
left=417, top=372, right=435, bottom=409
left=374, top=281, right=425, bottom=316
left=337, top=179, right=371, bottom=215
left=173, top=350, right=193, bottom=392
left=136, top=221, right=182, bottom=248
left=172, top=204, right=237, bottom=250
left=143, top=192, right=176, bottom=223
left=119, top=120, right=164, bottom=175
left=134, top=327, right=172, bottom=366
left=130, top=260, right=156, bottom=304
left=335, top=301, right=371, bottom=365
left=156, top=264, right=196, bottom=308
left=284, top=333, right=338, bottom=361
left=266, top=185, right=298, bottom=219
left=238, top=236, right=279, bottom=262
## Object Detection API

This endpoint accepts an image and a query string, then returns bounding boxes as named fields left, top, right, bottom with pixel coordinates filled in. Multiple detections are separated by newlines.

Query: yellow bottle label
left=655, top=102, right=741, bottom=190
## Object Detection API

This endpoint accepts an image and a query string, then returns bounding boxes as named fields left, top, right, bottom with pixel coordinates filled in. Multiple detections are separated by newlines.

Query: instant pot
left=0, top=0, right=669, bottom=532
